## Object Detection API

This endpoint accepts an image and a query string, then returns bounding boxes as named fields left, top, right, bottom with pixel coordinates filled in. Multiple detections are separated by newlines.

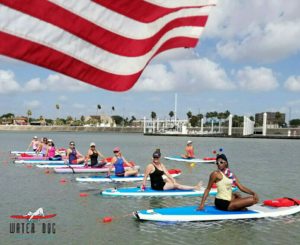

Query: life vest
left=263, top=197, right=300, bottom=207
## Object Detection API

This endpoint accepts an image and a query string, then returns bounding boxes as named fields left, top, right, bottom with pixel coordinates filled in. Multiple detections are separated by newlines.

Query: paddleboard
left=10, top=214, right=57, bottom=220
left=76, top=170, right=181, bottom=183
left=54, top=165, right=140, bottom=173
left=14, top=159, right=66, bottom=164
left=134, top=204, right=300, bottom=222
left=164, top=156, right=216, bottom=163
left=10, top=151, right=37, bottom=155
left=101, top=186, right=238, bottom=197
left=36, top=163, right=85, bottom=168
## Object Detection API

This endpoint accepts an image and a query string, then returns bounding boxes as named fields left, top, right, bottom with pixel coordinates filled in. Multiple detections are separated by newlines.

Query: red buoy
left=60, top=179, right=67, bottom=183
left=102, top=217, right=112, bottom=223
left=79, top=193, right=89, bottom=197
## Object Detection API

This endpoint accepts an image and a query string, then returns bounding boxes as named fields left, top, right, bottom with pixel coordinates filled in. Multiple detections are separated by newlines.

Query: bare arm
left=161, top=164, right=175, bottom=184
left=107, top=157, right=116, bottom=176
left=141, top=164, right=154, bottom=190
left=197, top=171, right=218, bottom=210
left=235, top=177, right=259, bottom=202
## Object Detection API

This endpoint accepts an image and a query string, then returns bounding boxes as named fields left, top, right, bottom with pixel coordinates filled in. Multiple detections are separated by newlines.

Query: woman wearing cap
left=85, top=143, right=106, bottom=167
left=66, top=141, right=84, bottom=164
left=107, top=147, right=138, bottom=177
left=26, top=136, right=40, bottom=152
left=141, top=150, right=201, bottom=191
left=181, top=140, right=195, bottom=159
left=197, top=154, right=259, bottom=211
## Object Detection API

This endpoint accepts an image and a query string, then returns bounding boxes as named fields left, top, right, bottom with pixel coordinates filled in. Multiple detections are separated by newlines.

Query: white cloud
left=24, top=100, right=40, bottom=109
left=205, top=0, right=300, bottom=63
left=24, top=78, right=46, bottom=92
left=236, top=66, right=278, bottom=91
left=22, top=73, right=91, bottom=93
left=0, top=70, right=20, bottom=94
left=284, top=76, right=300, bottom=92
left=134, top=58, right=235, bottom=92
left=45, top=74, right=91, bottom=92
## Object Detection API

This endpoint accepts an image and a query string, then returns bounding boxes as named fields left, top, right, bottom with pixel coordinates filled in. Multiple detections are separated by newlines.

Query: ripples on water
left=1, top=132, right=300, bottom=244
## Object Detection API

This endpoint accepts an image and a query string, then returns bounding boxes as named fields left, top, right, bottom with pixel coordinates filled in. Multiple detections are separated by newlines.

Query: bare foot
left=194, top=181, right=203, bottom=191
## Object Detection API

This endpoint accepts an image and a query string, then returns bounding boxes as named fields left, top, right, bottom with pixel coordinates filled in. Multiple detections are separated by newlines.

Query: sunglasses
left=216, top=160, right=226, bottom=165
left=113, top=151, right=119, bottom=153
left=70, top=144, right=75, bottom=146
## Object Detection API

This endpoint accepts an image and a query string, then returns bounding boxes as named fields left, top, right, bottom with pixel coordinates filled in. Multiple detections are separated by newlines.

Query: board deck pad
left=134, top=204, right=300, bottom=222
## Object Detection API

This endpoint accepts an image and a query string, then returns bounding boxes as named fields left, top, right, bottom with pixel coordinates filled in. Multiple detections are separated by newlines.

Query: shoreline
left=1, top=125, right=299, bottom=139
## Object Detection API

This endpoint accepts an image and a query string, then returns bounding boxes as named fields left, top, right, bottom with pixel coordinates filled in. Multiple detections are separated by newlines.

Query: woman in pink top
left=46, top=140, right=56, bottom=158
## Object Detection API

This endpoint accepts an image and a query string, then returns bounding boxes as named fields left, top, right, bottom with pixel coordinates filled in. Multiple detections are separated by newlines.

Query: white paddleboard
left=14, top=159, right=66, bottom=164
left=164, top=156, right=216, bottom=163
left=134, top=204, right=300, bottom=222
left=36, top=163, right=85, bottom=168
left=101, top=187, right=238, bottom=197
left=54, top=165, right=140, bottom=173
left=76, top=172, right=181, bottom=183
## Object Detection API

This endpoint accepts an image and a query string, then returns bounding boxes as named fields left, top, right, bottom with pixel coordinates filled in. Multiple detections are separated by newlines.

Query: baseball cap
left=187, top=140, right=192, bottom=144
left=113, top=147, right=120, bottom=152
left=90, top=142, right=96, bottom=147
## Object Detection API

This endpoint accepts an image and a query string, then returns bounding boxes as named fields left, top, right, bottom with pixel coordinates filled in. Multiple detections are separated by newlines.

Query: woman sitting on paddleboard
left=26, top=136, right=40, bottom=152
left=66, top=141, right=84, bottom=164
left=197, top=154, right=259, bottom=211
left=181, top=140, right=195, bottom=159
left=141, top=150, right=201, bottom=191
left=85, top=142, right=106, bottom=167
left=36, top=137, right=48, bottom=156
left=107, top=147, right=138, bottom=177
left=46, top=139, right=62, bottom=160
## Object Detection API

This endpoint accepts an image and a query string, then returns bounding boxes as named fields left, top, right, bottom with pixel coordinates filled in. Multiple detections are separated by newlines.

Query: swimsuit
left=149, top=164, right=165, bottom=190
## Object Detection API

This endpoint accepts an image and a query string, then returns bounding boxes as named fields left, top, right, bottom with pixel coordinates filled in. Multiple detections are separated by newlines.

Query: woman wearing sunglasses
left=65, top=141, right=84, bottom=164
left=197, top=154, right=258, bottom=211
left=141, top=150, right=201, bottom=191
left=107, top=147, right=138, bottom=177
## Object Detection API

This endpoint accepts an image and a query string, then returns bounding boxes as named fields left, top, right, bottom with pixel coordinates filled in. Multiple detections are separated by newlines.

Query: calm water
left=0, top=131, right=299, bottom=245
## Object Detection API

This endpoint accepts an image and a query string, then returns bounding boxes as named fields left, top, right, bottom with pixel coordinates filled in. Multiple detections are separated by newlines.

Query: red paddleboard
left=10, top=214, right=57, bottom=220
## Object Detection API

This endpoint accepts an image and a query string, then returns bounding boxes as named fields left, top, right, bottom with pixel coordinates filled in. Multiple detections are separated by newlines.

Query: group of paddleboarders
left=27, top=136, right=62, bottom=160
left=27, top=136, right=258, bottom=211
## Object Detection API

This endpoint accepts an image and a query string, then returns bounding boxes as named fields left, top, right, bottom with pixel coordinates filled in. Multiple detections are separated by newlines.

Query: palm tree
left=151, top=111, right=157, bottom=120
left=55, top=104, right=60, bottom=125
left=169, top=111, right=174, bottom=121
left=187, top=111, right=192, bottom=119
left=27, top=109, right=32, bottom=125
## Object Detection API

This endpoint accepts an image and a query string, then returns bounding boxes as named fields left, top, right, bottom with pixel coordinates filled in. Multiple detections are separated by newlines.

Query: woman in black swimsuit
left=141, top=150, right=202, bottom=191
left=85, top=142, right=106, bottom=167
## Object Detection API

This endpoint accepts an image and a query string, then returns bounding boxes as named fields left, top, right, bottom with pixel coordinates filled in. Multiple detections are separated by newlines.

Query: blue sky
left=0, top=0, right=300, bottom=121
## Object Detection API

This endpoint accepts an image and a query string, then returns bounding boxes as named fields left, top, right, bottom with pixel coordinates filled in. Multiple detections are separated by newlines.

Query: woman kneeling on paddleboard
left=141, top=150, right=201, bottom=191
left=107, top=147, right=138, bottom=177
left=197, top=154, right=259, bottom=211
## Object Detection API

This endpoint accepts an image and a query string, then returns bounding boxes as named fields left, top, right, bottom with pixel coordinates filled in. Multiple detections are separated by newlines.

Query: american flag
left=0, top=0, right=216, bottom=91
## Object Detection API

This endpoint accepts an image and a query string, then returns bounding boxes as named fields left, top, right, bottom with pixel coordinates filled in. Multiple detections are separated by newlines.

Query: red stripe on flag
left=1, top=0, right=208, bottom=57
left=92, top=0, right=210, bottom=23
left=0, top=31, right=198, bottom=91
